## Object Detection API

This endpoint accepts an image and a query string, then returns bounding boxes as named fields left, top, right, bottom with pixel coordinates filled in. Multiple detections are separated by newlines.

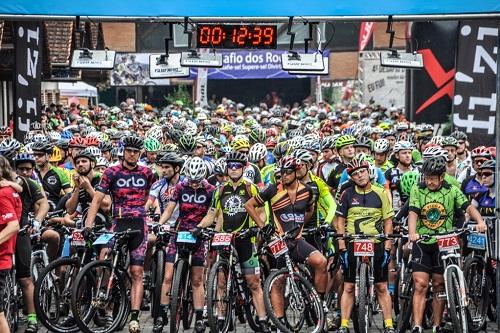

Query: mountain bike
left=148, top=222, right=171, bottom=320
left=262, top=227, right=325, bottom=333
left=206, top=227, right=261, bottom=333
left=71, top=229, right=139, bottom=333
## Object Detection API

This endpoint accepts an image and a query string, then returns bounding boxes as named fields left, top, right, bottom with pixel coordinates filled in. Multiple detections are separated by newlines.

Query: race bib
left=211, top=233, right=233, bottom=247
left=177, top=231, right=196, bottom=244
left=71, top=230, right=85, bottom=246
left=268, top=239, right=288, bottom=257
left=436, top=234, right=460, bottom=252
left=353, top=239, right=375, bottom=257
left=467, top=233, right=486, bottom=250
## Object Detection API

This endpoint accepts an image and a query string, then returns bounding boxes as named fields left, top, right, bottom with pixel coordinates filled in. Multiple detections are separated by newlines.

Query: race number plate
left=177, top=231, right=197, bottom=244
left=268, top=239, right=288, bottom=257
left=436, top=235, right=460, bottom=252
left=71, top=230, right=85, bottom=246
left=93, top=233, right=114, bottom=246
left=212, top=233, right=233, bottom=246
left=353, top=240, right=375, bottom=257
left=467, top=233, right=486, bottom=250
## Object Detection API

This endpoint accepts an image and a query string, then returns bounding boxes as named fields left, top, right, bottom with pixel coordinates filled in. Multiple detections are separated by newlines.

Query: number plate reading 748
left=353, top=240, right=374, bottom=257
left=436, top=235, right=459, bottom=252
left=268, top=239, right=288, bottom=257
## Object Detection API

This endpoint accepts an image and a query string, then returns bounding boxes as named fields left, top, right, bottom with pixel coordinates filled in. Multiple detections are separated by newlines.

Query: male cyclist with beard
left=245, top=155, right=329, bottom=317
left=197, top=151, right=271, bottom=333
left=84, top=135, right=155, bottom=333
left=450, top=131, right=471, bottom=178
left=440, top=136, right=459, bottom=178
left=327, top=135, right=356, bottom=194
left=336, top=157, right=395, bottom=333
left=65, top=148, right=111, bottom=228
left=158, top=157, right=215, bottom=333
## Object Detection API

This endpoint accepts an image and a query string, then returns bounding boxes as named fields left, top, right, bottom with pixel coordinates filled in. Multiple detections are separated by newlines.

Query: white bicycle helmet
left=48, top=131, right=61, bottom=142
left=184, top=157, right=207, bottom=182
left=248, top=143, right=267, bottom=163
left=422, top=146, right=449, bottom=160
left=86, top=146, right=102, bottom=158
left=96, top=156, right=109, bottom=168
left=374, top=139, right=390, bottom=154
left=393, top=140, right=413, bottom=153
left=145, top=125, right=164, bottom=142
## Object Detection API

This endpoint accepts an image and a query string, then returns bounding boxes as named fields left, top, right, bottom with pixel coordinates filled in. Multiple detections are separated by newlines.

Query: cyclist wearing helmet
left=65, top=149, right=111, bottom=228
left=373, top=138, right=393, bottom=172
left=245, top=155, right=329, bottom=313
left=384, top=141, right=415, bottom=212
left=408, top=157, right=486, bottom=333
left=317, top=135, right=340, bottom=182
left=471, top=160, right=495, bottom=217
left=158, top=157, right=215, bottom=333
left=440, top=136, right=459, bottom=177
left=13, top=153, right=50, bottom=333
left=207, top=158, right=227, bottom=187
left=231, top=137, right=263, bottom=187
left=336, top=157, right=395, bottom=333
left=353, top=137, right=373, bottom=156
left=32, top=141, right=72, bottom=211
left=248, top=143, right=268, bottom=171
left=84, top=135, right=155, bottom=333
left=0, top=126, right=12, bottom=142
left=260, top=141, right=289, bottom=186
left=65, top=136, right=87, bottom=171
left=458, top=146, right=492, bottom=199
left=450, top=131, right=471, bottom=177
left=197, top=151, right=271, bottom=333
left=99, top=140, right=114, bottom=163
left=327, top=135, right=356, bottom=193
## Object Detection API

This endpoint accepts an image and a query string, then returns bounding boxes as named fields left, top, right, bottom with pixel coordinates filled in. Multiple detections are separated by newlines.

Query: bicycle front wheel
left=263, top=268, right=324, bottom=333
left=206, top=259, right=233, bottom=333
left=35, top=257, right=80, bottom=333
left=150, top=248, right=165, bottom=319
left=352, top=262, right=370, bottom=333
left=71, top=260, right=129, bottom=333
left=463, top=256, right=488, bottom=332
left=446, top=266, right=468, bottom=333
left=396, top=269, right=413, bottom=333
left=170, top=259, right=189, bottom=333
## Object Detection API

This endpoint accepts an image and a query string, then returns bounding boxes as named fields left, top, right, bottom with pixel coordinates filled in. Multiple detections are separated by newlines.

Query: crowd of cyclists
left=0, top=97, right=496, bottom=333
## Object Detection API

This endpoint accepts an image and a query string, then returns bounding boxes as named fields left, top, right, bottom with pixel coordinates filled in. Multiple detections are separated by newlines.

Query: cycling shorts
left=411, top=242, right=444, bottom=275
left=0, top=270, right=9, bottom=313
left=15, top=233, right=32, bottom=278
left=343, top=242, right=388, bottom=284
left=235, top=238, right=260, bottom=275
left=111, top=218, right=148, bottom=266
left=275, top=238, right=320, bottom=268
left=166, top=236, right=207, bottom=267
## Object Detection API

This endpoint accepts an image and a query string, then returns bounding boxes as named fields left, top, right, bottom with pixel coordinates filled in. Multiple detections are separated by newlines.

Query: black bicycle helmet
left=31, top=140, right=53, bottom=153
left=178, top=134, right=197, bottom=154
left=74, top=148, right=96, bottom=163
left=450, top=130, right=467, bottom=141
left=421, top=157, right=447, bottom=176
left=121, top=135, right=144, bottom=150
left=225, top=151, right=248, bottom=165
left=99, top=141, right=113, bottom=152
left=157, top=151, right=184, bottom=167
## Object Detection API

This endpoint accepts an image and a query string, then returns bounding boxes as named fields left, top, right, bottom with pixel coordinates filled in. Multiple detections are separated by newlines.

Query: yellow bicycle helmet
left=231, top=136, right=250, bottom=151
left=49, top=146, right=63, bottom=163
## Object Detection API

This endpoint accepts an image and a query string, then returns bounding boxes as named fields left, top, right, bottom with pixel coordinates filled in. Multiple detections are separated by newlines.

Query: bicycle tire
left=396, top=271, right=413, bottom=333
left=71, top=260, right=128, bottom=333
left=5, top=272, right=19, bottom=332
left=463, top=256, right=488, bottom=332
left=170, top=259, right=188, bottom=333
left=353, top=263, right=370, bottom=333
left=35, top=257, right=80, bottom=333
left=182, top=272, right=194, bottom=329
left=243, top=292, right=261, bottom=332
left=446, top=266, right=468, bottom=333
left=31, top=255, right=46, bottom=283
left=150, top=249, right=165, bottom=319
left=206, top=259, right=233, bottom=333
left=263, top=268, right=324, bottom=333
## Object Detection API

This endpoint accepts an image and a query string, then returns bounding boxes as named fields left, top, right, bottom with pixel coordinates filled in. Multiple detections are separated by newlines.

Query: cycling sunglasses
left=227, top=162, right=244, bottom=170
left=479, top=171, right=493, bottom=178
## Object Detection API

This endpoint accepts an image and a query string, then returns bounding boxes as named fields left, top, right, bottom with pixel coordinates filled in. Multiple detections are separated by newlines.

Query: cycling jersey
left=261, top=163, right=276, bottom=186
left=244, top=162, right=263, bottom=187
left=472, top=191, right=495, bottom=217
left=326, top=162, right=347, bottom=192
left=317, top=158, right=338, bottom=182
left=335, top=184, right=393, bottom=236
left=461, top=175, right=487, bottom=200
left=255, top=182, right=314, bottom=237
left=384, top=166, right=416, bottom=211
left=35, top=165, right=71, bottom=209
left=409, top=181, right=469, bottom=244
left=303, top=172, right=336, bottom=228
left=0, top=186, right=22, bottom=270
left=212, top=178, right=258, bottom=233
left=149, top=176, right=184, bottom=218
left=340, top=167, right=386, bottom=188
left=170, top=178, right=216, bottom=230
left=455, top=153, right=472, bottom=178
left=96, top=163, right=155, bottom=219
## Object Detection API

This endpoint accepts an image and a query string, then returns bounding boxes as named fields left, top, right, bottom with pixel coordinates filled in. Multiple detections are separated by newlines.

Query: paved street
left=24, top=312, right=500, bottom=332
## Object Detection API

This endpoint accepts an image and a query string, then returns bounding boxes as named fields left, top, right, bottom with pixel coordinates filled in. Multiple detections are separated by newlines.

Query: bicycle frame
left=441, top=252, right=468, bottom=307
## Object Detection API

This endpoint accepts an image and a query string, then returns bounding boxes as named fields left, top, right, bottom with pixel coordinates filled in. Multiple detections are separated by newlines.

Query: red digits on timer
left=199, top=26, right=211, bottom=45
left=252, top=27, right=263, bottom=45
left=236, top=27, right=249, bottom=46
left=263, top=27, right=274, bottom=45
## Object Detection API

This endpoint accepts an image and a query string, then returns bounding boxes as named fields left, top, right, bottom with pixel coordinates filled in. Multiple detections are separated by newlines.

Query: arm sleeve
left=408, top=184, right=421, bottom=214
left=148, top=180, right=161, bottom=201
left=28, top=178, right=45, bottom=202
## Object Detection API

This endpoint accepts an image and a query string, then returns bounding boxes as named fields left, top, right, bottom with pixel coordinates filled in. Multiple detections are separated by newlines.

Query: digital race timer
left=196, top=24, right=277, bottom=49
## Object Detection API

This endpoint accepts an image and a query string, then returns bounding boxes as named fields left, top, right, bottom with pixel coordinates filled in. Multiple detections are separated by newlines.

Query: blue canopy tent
left=0, top=0, right=499, bottom=20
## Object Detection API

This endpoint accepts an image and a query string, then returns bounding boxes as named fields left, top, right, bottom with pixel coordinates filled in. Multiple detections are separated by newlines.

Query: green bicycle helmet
left=335, top=135, right=356, bottom=150
left=400, top=171, right=420, bottom=197
left=144, top=137, right=162, bottom=152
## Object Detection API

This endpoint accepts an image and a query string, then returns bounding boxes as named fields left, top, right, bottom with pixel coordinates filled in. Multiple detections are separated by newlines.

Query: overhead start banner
left=206, top=50, right=329, bottom=80
left=359, top=51, right=406, bottom=108
left=14, top=22, right=43, bottom=142
left=452, top=20, right=498, bottom=147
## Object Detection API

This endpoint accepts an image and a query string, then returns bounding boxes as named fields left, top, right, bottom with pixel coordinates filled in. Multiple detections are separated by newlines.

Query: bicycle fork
left=443, top=263, right=468, bottom=308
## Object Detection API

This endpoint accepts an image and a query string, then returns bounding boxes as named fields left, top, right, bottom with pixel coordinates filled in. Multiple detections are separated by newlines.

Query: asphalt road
left=24, top=312, right=500, bottom=332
